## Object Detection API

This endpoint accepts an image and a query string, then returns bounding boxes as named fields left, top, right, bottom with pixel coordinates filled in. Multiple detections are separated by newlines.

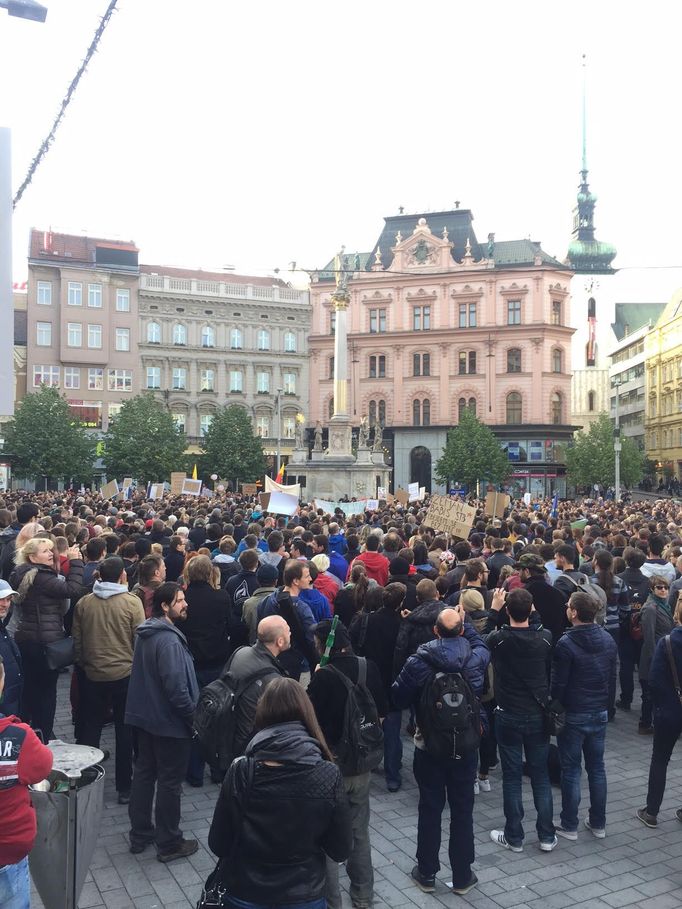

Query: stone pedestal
left=326, top=416, right=353, bottom=459
left=356, top=446, right=372, bottom=465
left=289, top=447, right=308, bottom=466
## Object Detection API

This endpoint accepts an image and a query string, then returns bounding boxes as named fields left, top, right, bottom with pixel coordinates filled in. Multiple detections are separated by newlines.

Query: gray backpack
left=563, top=573, right=607, bottom=625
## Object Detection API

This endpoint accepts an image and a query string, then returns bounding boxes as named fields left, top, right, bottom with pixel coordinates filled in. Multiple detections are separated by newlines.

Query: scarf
left=245, top=720, right=322, bottom=765
left=651, top=593, right=673, bottom=618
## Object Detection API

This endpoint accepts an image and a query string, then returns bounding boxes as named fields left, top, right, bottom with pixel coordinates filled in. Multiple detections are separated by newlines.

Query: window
left=329, top=357, right=335, bottom=379
left=33, top=365, right=59, bottom=387
left=459, top=397, right=477, bottom=420
left=458, top=351, right=476, bottom=375
left=328, top=397, right=334, bottom=419
left=413, top=306, right=430, bottom=330
left=369, top=308, right=386, bottom=333
left=146, top=366, right=161, bottom=389
left=88, top=284, right=102, bottom=308
left=230, top=328, right=243, bottom=349
left=283, top=416, right=296, bottom=439
left=330, top=310, right=336, bottom=335
left=423, top=399, right=430, bottom=426
left=257, top=329, right=270, bottom=351
left=115, top=328, right=130, bottom=352
left=67, top=322, right=82, bottom=347
left=413, top=353, right=430, bottom=376
left=468, top=396, right=476, bottom=417
left=368, top=399, right=386, bottom=426
left=507, top=348, right=521, bottom=373
left=64, top=367, right=80, bottom=389
left=173, top=324, right=187, bottom=345
left=506, top=391, right=522, bottom=423
left=201, top=326, right=215, bottom=348
left=552, top=348, right=562, bottom=373
left=413, top=399, right=421, bottom=426
left=256, top=415, right=270, bottom=437
left=369, top=401, right=376, bottom=425
left=412, top=399, right=430, bottom=426
left=369, top=355, right=386, bottom=378
left=284, top=332, right=296, bottom=352
left=88, top=368, right=103, bottom=390
left=67, top=282, right=82, bottom=306
left=108, top=369, right=132, bottom=392
left=36, top=321, right=51, bottom=346
left=551, top=300, right=562, bottom=325
left=588, top=390, right=595, bottom=412
left=587, top=297, right=596, bottom=319
left=37, top=281, right=52, bottom=305
left=200, top=368, right=215, bottom=392
left=229, top=370, right=243, bottom=392
left=171, top=367, right=187, bottom=390
left=283, top=372, right=296, bottom=394
left=116, top=289, right=130, bottom=312
left=459, top=302, right=477, bottom=328
left=551, top=392, right=563, bottom=424
left=147, top=322, right=161, bottom=343
left=200, top=414, right=213, bottom=437
left=88, top=324, right=102, bottom=348
left=507, top=299, right=521, bottom=325
left=257, top=371, right=270, bottom=393
left=172, top=412, right=186, bottom=433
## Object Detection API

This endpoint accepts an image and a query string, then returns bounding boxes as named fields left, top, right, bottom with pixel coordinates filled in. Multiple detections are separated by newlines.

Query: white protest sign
left=182, top=478, right=202, bottom=497
left=377, top=486, right=387, bottom=499
left=419, top=486, right=426, bottom=500
left=366, top=499, right=379, bottom=511
left=259, top=491, right=299, bottom=516
left=424, top=495, right=476, bottom=540
left=265, top=475, right=302, bottom=499
left=523, top=492, right=532, bottom=507
left=408, top=482, right=420, bottom=502
left=149, top=483, right=164, bottom=500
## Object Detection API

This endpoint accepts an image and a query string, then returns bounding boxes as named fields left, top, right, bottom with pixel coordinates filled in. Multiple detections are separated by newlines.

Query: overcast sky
left=3, top=0, right=682, bottom=291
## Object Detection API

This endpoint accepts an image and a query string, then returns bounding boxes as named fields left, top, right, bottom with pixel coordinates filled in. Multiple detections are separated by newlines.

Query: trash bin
left=29, top=741, right=105, bottom=909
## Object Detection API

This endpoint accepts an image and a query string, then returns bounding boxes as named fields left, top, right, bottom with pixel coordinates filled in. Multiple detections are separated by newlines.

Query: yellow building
left=645, top=289, right=682, bottom=481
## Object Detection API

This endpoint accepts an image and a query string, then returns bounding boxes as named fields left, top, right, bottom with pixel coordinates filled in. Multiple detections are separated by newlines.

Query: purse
left=196, top=757, right=254, bottom=909
left=44, top=635, right=75, bottom=671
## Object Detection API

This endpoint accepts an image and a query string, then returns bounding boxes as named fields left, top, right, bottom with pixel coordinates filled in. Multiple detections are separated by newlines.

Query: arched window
left=378, top=399, right=386, bottom=424
left=147, top=322, right=161, bottom=344
left=201, top=326, right=215, bottom=348
left=410, top=446, right=432, bottom=494
left=552, top=348, right=563, bottom=373
left=257, top=329, right=270, bottom=351
left=458, top=397, right=467, bottom=420
left=587, top=297, right=596, bottom=319
left=328, top=356, right=335, bottom=379
left=422, top=399, right=430, bottom=426
left=413, top=399, right=421, bottom=426
left=172, top=324, right=187, bottom=345
left=230, top=328, right=242, bottom=349
left=551, top=392, right=563, bottom=424
left=588, top=390, right=595, bottom=411
left=651, top=395, right=657, bottom=417
left=506, top=391, right=522, bottom=424
left=369, top=400, right=377, bottom=425
left=468, top=397, right=476, bottom=416
left=328, top=397, right=334, bottom=419
left=284, top=331, right=296, bottom=352
left=507, top=348, right=521, bottom=373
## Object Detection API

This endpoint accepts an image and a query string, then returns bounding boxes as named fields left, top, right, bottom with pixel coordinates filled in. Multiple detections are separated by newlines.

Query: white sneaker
left=490, top=830, right=522, bottom=852
left=473, top=779, right=480, bottom=795
left=539, top=836, right=558, bottom=852
left=584, top=818, right=605, bottom=838
left=478, top=777, right=491, bottom=792
left=555, top=826, right=578, bottom=840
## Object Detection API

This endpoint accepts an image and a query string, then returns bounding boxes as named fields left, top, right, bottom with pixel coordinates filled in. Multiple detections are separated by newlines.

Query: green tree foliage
left=201, top=405, right=266, bottom=484
left=4, top=386, right=96, bottom=482
left=103, top=393, right=186, bottom=482
left=566, top=412, right=644, bottom=489
left=435, top=409, right=511, bottom=489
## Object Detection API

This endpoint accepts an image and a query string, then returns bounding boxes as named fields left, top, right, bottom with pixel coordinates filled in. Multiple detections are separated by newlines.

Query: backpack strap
left=358, top=656, right=367, bottom=688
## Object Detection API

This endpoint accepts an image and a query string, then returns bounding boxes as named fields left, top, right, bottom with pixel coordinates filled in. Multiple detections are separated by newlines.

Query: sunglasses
left=653, top=585, right=669, bottom=591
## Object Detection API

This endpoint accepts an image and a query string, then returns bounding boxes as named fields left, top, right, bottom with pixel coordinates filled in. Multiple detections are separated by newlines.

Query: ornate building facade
left=309, top=209, right=576, bottom=497
left=644, top=290, right=682, bottom=481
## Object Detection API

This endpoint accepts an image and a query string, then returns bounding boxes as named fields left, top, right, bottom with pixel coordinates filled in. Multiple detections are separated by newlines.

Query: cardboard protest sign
left=424, top=495, right=476, bottom=540
left=395, top=488, right=409, bottom=505
left=181, top=478, right=202, bottom=497
left=241, top=483, right=257, bottom=496
left=259, top=491, right=299, bottom=516
left=408, top=482, right=420, bottom=502
left=101, top=479, right=119, bottom=499
left=122, top=477, right=133, bottom=489
left=485, top=491, right=511, bottom=519
left=170, top=472, right=186, bottom=496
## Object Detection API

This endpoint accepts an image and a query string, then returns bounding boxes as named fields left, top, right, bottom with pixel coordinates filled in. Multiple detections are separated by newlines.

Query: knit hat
left=314, top=618, right=351, bottom=651
left=389, top=556, right=410, bottom=577
left=257, top=563, right=279, bottom=585
left=311, top=553, right=330, bottom=573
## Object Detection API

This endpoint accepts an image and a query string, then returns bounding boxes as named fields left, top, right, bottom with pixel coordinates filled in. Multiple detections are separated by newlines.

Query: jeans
left=326, top=772, right=372, bottom=909
left=640, top=679, right=653, bottom=728
left=225, top=897, right=325, bottom=909
left=17, top=641, right=59, bottom=741
left=382, top=710, right=403, bottom=788
left=495, top=709, right=554, bottom=847
left=413, top=746, right=476, bottom=889
left=77, top=674, right=133, bottom=793
left=128, top=729, right=192, bottom=853
left=186, top=666, right=222, bottom=786
left=0, top=857, right=29, bottom=909
left=556, top=710, right=608, bottom=831
left=645, top=713, right=682, bottom=815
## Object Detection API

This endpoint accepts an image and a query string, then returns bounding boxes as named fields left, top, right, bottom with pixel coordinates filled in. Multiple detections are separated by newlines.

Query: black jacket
left=0, top=619, right=22, bottom=716
left=485, top=623, right=552, bottom=716
left=182, top=581, right=231, bottom=670
left=349, top=607, right=400, bottom=692
left=392, top=598, right=442, bottom=678
left=551, top=623, right=617, bottom=713
left=11, top=561, right=86, bottom=644
left=486, top=551, right=515, bottom=589
left=649, top=626, right=682, bottom=723
left=523, top=574, right=568, bottom=645
left=164, top=550, right=185, bottom=583
left=208, top=725, right=351, bottom=903
left=226, top=642, right=287, bottom=756
left=386, top=572, right=418, bottom=612
left=617, top=567, right=650, bottom=609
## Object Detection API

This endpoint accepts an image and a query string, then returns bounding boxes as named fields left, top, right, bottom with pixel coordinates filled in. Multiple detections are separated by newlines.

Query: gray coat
left=639, top=596, right=674, bottom=681
left=227, top=641, right=287, bottom=756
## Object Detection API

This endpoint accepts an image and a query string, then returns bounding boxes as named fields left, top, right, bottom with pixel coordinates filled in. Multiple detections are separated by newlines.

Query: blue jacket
left=0, top=620, right=22, bottom=717
left=328, top=534, right=347, bottom=556
left=328, top=551, right=349, bottom=585
left=298, top=588, right=332, bottom=623
left=551, top=623, right=617, bottom=714
left=391, top=624, right=490, bottom=711
left=125, top=618, right=199, bottom=738
left=648, top=626, right=682, bottom=723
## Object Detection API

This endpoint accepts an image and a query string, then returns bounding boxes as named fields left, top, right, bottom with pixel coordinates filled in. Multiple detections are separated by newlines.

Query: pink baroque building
left=308, top=209, right=576, bottom=498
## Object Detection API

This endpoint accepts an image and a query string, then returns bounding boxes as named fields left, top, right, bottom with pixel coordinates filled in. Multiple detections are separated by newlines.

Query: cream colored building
left=644, top=289, right=682, bottom=480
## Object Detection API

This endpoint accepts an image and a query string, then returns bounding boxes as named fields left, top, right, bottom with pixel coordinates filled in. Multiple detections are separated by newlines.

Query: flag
left=192, top=463, right=198, bottom=480
left=275, top=463, right=285, bottom=484
left=551, top=492, right=558, bottom=518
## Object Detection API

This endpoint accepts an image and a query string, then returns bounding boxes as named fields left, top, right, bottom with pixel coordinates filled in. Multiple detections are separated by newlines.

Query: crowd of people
left=0, top=487, right=681, bottom=908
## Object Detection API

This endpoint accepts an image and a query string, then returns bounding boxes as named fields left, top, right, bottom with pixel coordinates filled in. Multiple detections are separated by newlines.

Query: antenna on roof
left=398, top=206, right=404, bottom=214
left=454, top=201, right=460, bottom=209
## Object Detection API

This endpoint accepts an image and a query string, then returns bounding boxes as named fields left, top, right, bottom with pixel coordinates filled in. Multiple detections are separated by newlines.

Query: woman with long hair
left=207, top=677, right=352, bottom=909
left=334, top=562, right=370, bottom=628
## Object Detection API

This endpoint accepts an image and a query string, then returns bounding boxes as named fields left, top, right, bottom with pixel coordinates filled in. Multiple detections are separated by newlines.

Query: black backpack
left=417, top=660, right=481, bottom=759
left=326, top=657, right=384, bottom=776
left=192, top=648, right=274, bottom=771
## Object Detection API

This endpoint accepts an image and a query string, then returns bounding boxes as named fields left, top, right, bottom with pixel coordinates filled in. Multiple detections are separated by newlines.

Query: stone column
left=327, top=288, right=353, bottom=458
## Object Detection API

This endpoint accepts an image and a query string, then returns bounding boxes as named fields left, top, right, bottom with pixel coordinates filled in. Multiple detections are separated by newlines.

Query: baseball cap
left=514, top=553, right=547, bottom=572
left=0, top=580, right=18, bottom=597
left=257, top=563, right=279, bottom=585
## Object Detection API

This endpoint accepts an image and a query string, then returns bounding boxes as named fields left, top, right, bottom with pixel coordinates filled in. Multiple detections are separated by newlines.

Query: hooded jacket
left=0, top=618, right=22, bottom=716
left=328, top=533, right=348, bottom=556
left=225, top=642, right=287, bottom=757
left=551, top=623, right=617, bottom=713
left=124, top=618, right=199, bottom=738
left=72, top=581, right=145, bottom=681
left=10, top=560, right=86, bottom=644
left=392, top=598, right=443, bottom=678
left=208, top=722, right=351, bottom=904
left=348, top=551, right=390, bottom=586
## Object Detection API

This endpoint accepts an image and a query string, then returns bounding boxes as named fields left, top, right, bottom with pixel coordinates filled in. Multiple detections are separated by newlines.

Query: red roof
left=140, top=263, right=287, bottom=288
left=29, top=229, right=138, bottom=262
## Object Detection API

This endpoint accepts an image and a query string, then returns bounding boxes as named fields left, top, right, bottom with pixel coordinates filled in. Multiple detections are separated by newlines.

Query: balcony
left=140, top=273, right=308, bottom=305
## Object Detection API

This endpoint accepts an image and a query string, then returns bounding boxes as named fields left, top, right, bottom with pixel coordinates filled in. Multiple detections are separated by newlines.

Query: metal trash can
left=29, top=741, right=105, bottom=909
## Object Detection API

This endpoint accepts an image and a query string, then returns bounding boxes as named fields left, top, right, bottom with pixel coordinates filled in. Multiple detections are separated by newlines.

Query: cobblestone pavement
left=32, top=673, right=682, bottom=909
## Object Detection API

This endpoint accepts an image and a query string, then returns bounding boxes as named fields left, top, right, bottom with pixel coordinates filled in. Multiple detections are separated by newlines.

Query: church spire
left=566, top=55, right=617, bottom=274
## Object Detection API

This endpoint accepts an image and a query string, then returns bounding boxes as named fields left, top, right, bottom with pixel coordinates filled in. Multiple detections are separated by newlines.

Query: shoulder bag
left=501, top=641, right=564, bottom=736
left=34, top=584, right=75, bottom=671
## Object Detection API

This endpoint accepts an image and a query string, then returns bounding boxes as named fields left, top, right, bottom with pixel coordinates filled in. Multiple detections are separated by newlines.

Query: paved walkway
left=32, top=674, right=682, bottom=909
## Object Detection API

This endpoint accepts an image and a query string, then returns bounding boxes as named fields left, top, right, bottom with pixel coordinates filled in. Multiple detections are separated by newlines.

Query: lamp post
left=275, top=388, right=282, bottom=477
left=0, top=0, right=48, bottom=21
left=613, top=377, right=621, bottom=501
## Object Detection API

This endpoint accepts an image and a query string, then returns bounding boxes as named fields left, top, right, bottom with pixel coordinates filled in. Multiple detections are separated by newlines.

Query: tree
left=201, top=405, right=266, bottom=485
left=4, top=385, right=96, bottom=482
left=566, top=412, right=644, bottom=490
left=103, top=393, right=186, bottom=482
left=435, top=409, right=510, bottom=490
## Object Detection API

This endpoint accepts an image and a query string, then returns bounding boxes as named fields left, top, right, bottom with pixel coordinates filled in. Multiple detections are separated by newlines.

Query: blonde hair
left=460, top=588, right=485, bottom=613
left=16, top=537, right=54, bottom=566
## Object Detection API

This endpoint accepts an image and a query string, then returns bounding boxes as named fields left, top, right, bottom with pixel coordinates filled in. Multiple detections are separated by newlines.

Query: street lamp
left=275, top=388, right=282, bottom=477
left=0, top=0, right=48, bottom=21
left=613, top=377, right=622, bottom=501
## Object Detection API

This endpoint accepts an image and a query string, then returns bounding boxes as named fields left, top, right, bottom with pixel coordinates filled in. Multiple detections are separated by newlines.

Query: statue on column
left=313, top=421, right=323, bottom=451
left=358, top=416, right=369, bottom=448
left=372, top=422, right=383, bottom=452
left=334, top=246, right=348, bottom=294
left=295, top=415, right=306, bottom=449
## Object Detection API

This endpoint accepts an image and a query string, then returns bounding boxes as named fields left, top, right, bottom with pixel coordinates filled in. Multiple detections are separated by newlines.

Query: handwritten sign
left=424, top=495, right=476, bottom=540
left=394, top=488, right=409, bottom=505
left=100, top=479, right=119, bottom=499
left=408, top=482, right=420, bottom=502
left=485, top=491, right=511, bottom=518
left=170, top=472, right=186, bottom=496
left=241, top=483, right=257, bottom=496
left=181, top=478, right=202, bottom=497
